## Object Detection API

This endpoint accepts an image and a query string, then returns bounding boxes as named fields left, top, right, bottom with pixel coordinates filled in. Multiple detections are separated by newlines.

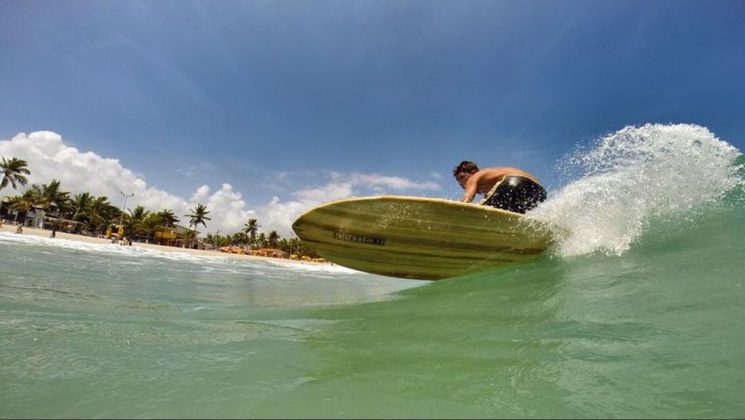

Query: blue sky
left=1, top=0, right=744, bottom=233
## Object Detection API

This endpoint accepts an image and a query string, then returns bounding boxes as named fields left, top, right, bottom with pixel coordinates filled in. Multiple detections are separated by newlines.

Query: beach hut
left=26, top=208, right=46, bottom=228
left=154, top=225, right=197, bottom=247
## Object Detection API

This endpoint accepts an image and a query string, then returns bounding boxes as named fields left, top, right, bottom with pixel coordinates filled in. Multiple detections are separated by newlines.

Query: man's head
left=453, top=160, right=479, bottom=188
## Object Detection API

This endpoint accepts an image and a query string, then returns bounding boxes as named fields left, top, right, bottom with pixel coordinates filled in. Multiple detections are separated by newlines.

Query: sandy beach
left=0, top=223, right=324, bottom=266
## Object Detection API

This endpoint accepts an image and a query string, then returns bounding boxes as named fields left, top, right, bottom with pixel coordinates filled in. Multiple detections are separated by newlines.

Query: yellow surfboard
left=292, top=196, right=554, bottom=280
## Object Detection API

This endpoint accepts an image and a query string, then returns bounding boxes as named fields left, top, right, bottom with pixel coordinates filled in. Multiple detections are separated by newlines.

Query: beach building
left=0, top=197, right=12, bottom=222
left=27, top=208, right=46, bottom=228
left=0, top=197, right=35, bottom=224
left=5, top=205, right=47, bottom=228
left=153, top=225, right=203, bottom=248
left=154, top=225, right=189, bottom=246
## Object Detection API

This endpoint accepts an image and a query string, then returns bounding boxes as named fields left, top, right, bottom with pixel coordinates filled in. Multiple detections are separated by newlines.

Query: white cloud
left=292, top=181, right=353, bottom=202
left=190, top=184, right=211, bottom=203
left=258, top=181, right=355, bottom=235
left=331, top=172, right=441, bottom=192
left=0, top=131, right=442, bottom=236
left=201, top=183, right=257, bottom=232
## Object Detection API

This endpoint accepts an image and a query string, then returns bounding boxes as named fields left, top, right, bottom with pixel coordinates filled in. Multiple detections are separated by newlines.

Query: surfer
left=453, top=160, right=547, bottom=213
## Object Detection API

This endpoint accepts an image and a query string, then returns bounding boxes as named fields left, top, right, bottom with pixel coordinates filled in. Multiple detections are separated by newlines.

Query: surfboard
left=291, top=196, right=554, bottom=280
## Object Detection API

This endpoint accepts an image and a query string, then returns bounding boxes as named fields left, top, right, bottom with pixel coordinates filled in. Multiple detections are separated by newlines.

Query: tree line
left=0, top=156, right=319, bottom=257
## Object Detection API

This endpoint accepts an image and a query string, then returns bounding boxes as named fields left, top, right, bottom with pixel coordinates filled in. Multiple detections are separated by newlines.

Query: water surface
left=2, top=124, right=744, bottom=418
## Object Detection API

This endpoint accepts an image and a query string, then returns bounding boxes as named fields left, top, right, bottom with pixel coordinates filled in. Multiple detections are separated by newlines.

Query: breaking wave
left=530, top=123, right=743, bottom=257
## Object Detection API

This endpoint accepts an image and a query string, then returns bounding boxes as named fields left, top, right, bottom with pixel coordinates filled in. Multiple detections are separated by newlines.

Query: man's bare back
left=456, top=167, right=540, bottom=203
left=452, top=160, right=547, bottom=213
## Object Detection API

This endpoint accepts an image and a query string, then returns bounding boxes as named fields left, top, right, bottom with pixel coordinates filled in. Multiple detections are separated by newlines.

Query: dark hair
left=453, top=160, right=479, bottom=176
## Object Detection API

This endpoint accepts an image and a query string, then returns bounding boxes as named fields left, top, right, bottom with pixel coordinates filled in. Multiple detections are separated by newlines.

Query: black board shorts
left=480, top=176, right=547, bottom=214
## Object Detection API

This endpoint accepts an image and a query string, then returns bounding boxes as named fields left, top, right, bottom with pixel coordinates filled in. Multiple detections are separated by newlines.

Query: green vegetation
left=186, top=203, right=211, bottom=230
left=0, top=156, right=320, bottom=258
left=0, top=157, right=30, bottom=191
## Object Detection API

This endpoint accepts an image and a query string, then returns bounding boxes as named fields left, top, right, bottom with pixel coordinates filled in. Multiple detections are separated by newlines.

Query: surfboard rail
left=292, top=195, right=554, bottom=280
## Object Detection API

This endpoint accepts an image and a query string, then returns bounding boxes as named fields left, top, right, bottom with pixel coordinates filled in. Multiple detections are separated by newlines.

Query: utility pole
left=118, top=190, right=134, bottom=235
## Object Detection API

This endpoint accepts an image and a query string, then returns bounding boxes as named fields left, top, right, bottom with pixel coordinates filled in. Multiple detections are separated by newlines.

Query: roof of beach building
left=157, top=225, right=198, bottom=234
left=44, top=214, right=82, bottom=225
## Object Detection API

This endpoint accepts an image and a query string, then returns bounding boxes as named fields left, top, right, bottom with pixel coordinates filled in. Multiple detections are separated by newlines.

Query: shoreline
left=0, top=224, right=326, bottom=266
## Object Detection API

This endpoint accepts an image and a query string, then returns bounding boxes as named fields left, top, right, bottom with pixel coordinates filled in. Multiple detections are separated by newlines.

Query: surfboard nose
left=292, top=203, right=328, bottom=240
left=291, top=215, right=306, bottom=238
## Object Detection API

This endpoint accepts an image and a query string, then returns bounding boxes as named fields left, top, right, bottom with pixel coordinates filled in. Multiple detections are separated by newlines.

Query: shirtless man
left=453, top=160, right=547, bottom=214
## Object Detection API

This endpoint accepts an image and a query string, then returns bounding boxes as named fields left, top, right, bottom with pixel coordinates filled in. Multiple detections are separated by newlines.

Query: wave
left=530, top=124, right=743, bottom=257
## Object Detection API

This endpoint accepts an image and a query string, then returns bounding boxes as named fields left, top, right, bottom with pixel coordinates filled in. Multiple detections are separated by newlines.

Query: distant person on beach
left=453, top=160, right=547, bottom=214
left=15, top=224, right=23, bottom=234
left=50, top=228, right=57, bottom=238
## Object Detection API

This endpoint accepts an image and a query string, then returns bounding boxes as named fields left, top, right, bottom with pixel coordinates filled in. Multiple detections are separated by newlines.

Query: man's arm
left=460, top=174, right=480, bottom=203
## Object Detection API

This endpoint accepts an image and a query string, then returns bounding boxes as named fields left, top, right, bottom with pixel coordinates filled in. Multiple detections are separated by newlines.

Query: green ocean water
left=1, top=125, right=744, bottom=418
left=1, top=203, right=743, bottom=418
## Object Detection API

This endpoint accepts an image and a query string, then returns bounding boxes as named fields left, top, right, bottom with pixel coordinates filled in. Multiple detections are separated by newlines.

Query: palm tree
left=205, top=233, right=217, bottom=249
left=182, top=228, right=197, bottom=248
left=157, top=209, right=179, bottom=228
left=207, top=232, right=229, bottom=248
left=0, top=157, right=31, bottom=217
left=184, top=204, right=210, bottom=248
left=279, top=238, right=290, bottom=254
left=67, top=193, right=119, bottom=234
left=39, top=180, right=70, bottom=216
left=85, top=196, right=119, bottom=234
left=140, top=213, right=162, bottom=243
left=267, top=230, right=280, bottom=248
left=186, top=204, right=211, bottom=232
left=124, top=205, right=150, bottom=238
left=68, top=192, right=93, bottom=220
left=242, top=218, right=260, bottom=248
left=129, top=205, right=148, bottom=220
left=68, top=192, right=93, bottom=231
left=0, top=157, right=30, bottom=191
left=286, top=237, right=302, bottom=256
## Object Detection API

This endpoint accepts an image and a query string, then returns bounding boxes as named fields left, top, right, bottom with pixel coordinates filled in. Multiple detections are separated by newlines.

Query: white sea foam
left=0, top=232, right=361, bottom=275
left=261, top=257, right=360, bottom=274
left=531, top=123, right=743, bottom=257
left=0, top=232, right=227, bottom=262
